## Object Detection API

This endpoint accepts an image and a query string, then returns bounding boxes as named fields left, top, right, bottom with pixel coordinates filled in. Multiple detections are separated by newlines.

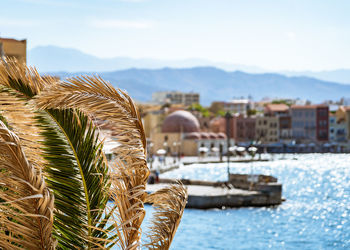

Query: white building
left=223, top=99, right=253, bottom=115
left=152, top=91, right=200, bottom=106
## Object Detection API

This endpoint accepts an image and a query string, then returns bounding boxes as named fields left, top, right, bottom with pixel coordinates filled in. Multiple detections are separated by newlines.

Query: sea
left=141, top=154, right=350, bottom=250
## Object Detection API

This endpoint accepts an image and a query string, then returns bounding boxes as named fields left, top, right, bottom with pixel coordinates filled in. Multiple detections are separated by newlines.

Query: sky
left=1, top=0, right=349, bottom=71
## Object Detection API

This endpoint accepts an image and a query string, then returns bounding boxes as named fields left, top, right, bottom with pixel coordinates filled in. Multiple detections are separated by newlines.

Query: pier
left=147, top=175, right=283, bottom=209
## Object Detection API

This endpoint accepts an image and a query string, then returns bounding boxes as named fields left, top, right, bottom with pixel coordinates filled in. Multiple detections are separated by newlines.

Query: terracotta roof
left=291, top=105, right=328, bottom=109
left=265, top=104, right=289, bottom=112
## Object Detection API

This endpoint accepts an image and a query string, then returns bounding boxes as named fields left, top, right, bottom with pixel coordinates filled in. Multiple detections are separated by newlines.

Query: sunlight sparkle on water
left=144, top=154, right=350, bottom=249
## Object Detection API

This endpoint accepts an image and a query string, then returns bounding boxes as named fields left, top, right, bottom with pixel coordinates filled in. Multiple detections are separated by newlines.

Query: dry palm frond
left=34, top=75, right=149, bottom=248
left=109, top=160, right=148, bottom=250
left=0, top=89, right=45, bottom=167
left=0, top=58, right=51, bottom=98
left=144, top=183, right=188, bottom=250
left=0, top=59, right=56, bottom=168
left=34, top=75, right=147, bottom=152
left=0, top=121, right=55, bottom=249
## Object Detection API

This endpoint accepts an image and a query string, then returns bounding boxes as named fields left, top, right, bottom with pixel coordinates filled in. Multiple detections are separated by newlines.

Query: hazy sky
left=1, top=0, right=349, bottom=71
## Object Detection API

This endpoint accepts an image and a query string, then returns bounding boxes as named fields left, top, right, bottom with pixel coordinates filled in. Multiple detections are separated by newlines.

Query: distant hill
left=49, top=67, right=350, bottom=106
left=283, top=69, right=350, bottom=85
left=29, top=45, right=350, bottom=84
left=28, top=45, right=265, bottom=73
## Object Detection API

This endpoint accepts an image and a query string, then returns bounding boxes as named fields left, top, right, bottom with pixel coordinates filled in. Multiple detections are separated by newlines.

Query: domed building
left=151, top=110, right=233, bottom=156
left=161, top=110, right=200, bottom=133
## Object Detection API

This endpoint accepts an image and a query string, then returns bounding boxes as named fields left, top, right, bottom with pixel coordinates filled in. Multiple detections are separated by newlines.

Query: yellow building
left=334, top=106, right=350, bottom=140
left=255, top=116, right=279, bottom=143
left=0, top=37, right=27, bottom=63
left=336, top=106, right=347, bottom=123
left=143, top=110, right=165, bottom=139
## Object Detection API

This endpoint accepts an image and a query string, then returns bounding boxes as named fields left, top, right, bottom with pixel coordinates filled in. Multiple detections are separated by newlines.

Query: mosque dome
left=217, top=132, right=227, bottom=139
left=161, top=110, right=200, bottom=133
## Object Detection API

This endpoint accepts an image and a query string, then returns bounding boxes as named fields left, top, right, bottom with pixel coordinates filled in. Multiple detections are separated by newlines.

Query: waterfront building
left=264, top=104, right=292, bottom=141
left=234, top=115, right=256, bottom=143
left=210, top=114, right=255, bottom=143
left=0, top=37, right=27, bottom=63
left=255, top=116, right=279, bottom=143
left=336, top=106, right=350, bottom=141
left=152, top=91, right=199, bottom=106
left=329, top=114, right=347, bottom=143
left=291, top=105, right=329, bottom=143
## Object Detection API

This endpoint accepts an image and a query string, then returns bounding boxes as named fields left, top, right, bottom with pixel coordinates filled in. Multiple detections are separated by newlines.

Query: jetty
left=147, top=174, right=283, bottom=209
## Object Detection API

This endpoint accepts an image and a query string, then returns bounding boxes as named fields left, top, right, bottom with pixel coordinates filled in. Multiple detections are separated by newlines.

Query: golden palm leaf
left=0, top=60, right=52, bottom=169
left=144, top=183, right=188, bottom=250
left=0, top=58, right=50, bottom=97
left=0, top=121, right=55, bottom=249
left=0, top=90, right=45, bottom=168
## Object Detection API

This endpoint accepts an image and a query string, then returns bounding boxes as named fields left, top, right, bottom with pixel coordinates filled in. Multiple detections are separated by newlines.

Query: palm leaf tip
left=0, top=120, right=55, bottom=249
left=144, top=182, right=188, bottom=250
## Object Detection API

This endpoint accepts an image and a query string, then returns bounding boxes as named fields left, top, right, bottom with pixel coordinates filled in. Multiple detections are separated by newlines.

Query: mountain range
left=27, top=45, right=350, bottom=105
left=28, top=45, right=350, bottom=84
left=49, top=67, right=350, bottom=106
left=28, top=46, right=263, bottom=73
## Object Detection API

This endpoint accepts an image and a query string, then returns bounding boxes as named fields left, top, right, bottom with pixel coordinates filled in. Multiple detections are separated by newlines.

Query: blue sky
left=1, top=0, right=349, bottom=71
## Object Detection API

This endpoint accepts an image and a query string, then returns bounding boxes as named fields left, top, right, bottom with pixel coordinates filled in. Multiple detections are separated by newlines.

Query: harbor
left=147, top=155, right=283, bottom=209
left=143, top=154, right=350, bottom=249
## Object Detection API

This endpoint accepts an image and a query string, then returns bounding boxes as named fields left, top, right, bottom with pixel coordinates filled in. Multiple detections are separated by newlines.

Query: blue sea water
left=142, top=154, right=350, bottom=249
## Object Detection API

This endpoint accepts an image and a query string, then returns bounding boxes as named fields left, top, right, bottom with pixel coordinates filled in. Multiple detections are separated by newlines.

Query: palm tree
left=0, top=59, right=187, bottom=249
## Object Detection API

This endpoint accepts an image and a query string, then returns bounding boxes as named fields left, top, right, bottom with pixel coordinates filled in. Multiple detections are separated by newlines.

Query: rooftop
left=291, top=105, right=328, bottom=109
left=265, top=103, right=289, bottom=112
left=0, top=37, right=26, bottom=43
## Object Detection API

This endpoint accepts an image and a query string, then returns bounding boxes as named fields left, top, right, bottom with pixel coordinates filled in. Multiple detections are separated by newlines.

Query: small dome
left=217, top=132, right=227, bottom=139
left=208, top=132, right=218, bottom=139
left=200, top=132, right=210, bottom=139
left=185, top=132, right=200, bottom=140
left=162, top=110, right=200, bottom=133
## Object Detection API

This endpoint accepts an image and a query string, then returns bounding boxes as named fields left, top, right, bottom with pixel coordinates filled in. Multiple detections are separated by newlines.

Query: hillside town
left=142, top=90, right=350, bottom=155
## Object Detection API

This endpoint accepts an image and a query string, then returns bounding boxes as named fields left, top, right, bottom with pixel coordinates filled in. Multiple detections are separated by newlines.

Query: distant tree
left=217, top=110, right=226, bottom=117
left=209, top=102, right=224, bottom=114
left=271, top=99, right=290, bottom=106
left=247, top=109, right=257, bottom=116
left=188, top=103, right=210, bottom=117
